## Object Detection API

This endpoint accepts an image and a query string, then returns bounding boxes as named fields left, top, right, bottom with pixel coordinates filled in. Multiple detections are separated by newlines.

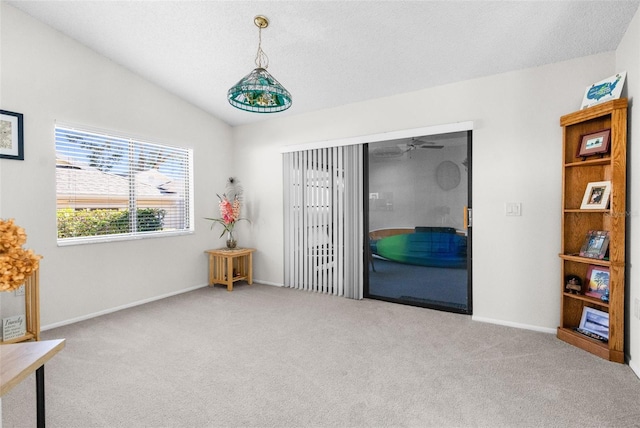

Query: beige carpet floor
left=3, top=283, right=640, bottom=427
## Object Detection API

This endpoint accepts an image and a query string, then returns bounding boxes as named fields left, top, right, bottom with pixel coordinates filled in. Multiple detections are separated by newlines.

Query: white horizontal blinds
left=56, top=127, right=132, bottom=236
left=55, top=125, right=192, bottom=243
left=283, top=145, right=363, bottom=299
left=133, top=139, right=191, bottom=233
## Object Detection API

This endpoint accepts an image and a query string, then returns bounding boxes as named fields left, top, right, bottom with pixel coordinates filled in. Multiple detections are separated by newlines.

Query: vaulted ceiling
left=7, top=1, right=640, bottom=127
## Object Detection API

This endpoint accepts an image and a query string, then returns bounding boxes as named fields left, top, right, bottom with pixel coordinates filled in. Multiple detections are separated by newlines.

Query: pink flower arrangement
left=219, top=195, right=240, bottom=225
left=206, top=178, right=249, bottom=240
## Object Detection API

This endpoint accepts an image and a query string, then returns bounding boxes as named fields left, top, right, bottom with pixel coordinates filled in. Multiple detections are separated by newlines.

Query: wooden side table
left=205, top=248, right=255, bottom=291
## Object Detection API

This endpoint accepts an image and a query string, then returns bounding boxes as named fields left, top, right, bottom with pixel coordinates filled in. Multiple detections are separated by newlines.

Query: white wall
left=0, top=3, right=233, bottom=327
left=234, top=52, right=617, bottom=332
left=616, top=6, right=640, bottom=372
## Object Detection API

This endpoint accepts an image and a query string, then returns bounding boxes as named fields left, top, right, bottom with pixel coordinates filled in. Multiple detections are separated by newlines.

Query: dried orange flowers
left=0, top=219, right=41, bottom=292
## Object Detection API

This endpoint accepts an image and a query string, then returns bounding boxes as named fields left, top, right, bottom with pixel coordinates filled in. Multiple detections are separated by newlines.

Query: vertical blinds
left=283, top=145, right=363, bottom=299
left=55, top=125, right=193, bottom=243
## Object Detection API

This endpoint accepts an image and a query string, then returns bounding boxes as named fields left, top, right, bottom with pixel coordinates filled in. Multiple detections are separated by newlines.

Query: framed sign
left=580, top=181, right=611, bottom=210
left=576, top=129, right=611, bottom=159
left=2, top=314, right=26, bottom=341
left=581, top=72, right=626, bottom=109
left=0, top=110, right=24, bottom=160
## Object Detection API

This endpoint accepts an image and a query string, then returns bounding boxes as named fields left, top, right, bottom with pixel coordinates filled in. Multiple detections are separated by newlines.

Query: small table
left=205, top=248, right=255, bottom=291
left=1, top=339, right=66, bottom=428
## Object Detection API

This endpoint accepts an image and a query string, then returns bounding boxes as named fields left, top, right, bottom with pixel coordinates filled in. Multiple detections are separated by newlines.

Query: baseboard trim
left=254, top=279, right=283, bottom=287
left=472, top=315, right=556, bottom=334
left=628, top=358, right=640, bottom=379
left=41, top=283, right=558, bottom=337
left=42, top=283, right=209, bottom=331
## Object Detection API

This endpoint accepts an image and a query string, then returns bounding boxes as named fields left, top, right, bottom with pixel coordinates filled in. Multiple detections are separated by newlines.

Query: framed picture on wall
left=580, top=181, right=611, bottom=210
left=0, top=110, right=24, bottom=160
left=576, top=129, right=611, bottom=159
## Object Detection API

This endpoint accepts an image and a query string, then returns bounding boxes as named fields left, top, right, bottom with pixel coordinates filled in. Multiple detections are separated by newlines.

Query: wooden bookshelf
left=558, top=99, right=627, bottom=363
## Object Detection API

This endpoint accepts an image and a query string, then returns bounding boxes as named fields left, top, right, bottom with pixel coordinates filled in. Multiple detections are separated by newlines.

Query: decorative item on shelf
left=601, top=289, right=610, bottom=303
left=227, top=15, right=292, bottom=113
left=576, top=307, right=609, bottom=342
left=585, top=265, right=610, bottom=299
left=576, top=129, right=611, bottom=160
left=3, top=314, right=26, bottom=341
left=564, top=274, right=582, bottom=294
left=580, top=72, right=626, bottom=110
left=206, top=177, right=250, bottom=249
left=0, top=219, right=41, bottom=292
left=580, top=180, right=611, bottom=210
left=579, top=230, right=610, bottom=259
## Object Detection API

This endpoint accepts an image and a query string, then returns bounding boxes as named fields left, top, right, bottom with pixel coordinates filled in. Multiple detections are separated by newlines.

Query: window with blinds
left=55, top=124, right=193, bottom=245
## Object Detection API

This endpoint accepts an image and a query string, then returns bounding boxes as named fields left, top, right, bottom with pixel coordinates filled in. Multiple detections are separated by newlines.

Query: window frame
left=55, top=123, right=194, bottom=246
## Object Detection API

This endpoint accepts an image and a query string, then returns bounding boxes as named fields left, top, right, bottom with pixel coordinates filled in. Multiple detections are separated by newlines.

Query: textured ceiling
left=7, top=1, right=640, bottom=127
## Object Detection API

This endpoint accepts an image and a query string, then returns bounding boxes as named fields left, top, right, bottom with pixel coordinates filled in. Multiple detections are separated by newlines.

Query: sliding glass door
left=364, top=131, right=472, bottom=314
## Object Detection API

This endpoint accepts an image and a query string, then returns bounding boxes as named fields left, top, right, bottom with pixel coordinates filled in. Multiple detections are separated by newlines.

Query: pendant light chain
left=254, top=26, right=269, bottom=69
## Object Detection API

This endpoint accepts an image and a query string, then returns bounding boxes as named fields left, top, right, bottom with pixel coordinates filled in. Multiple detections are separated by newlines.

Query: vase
left=226, top=231, right=237, bottom=249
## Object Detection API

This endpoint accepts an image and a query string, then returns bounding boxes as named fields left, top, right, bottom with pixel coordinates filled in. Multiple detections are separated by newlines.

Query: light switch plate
left=505, top=203, right=522, bottom=216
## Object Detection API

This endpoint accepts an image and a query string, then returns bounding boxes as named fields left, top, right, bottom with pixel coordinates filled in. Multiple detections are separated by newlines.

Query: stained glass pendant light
left=227, top=15, right=292, bottom=113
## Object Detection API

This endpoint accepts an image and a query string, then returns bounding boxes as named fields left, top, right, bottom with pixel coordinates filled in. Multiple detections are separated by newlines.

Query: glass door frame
left=363, top=130, right=473, bottom=315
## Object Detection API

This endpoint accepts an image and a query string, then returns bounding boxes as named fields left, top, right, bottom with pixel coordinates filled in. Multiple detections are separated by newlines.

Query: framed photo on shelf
left=0, top=110, right=24, bottom=160
left=578, top=307, right=609, bottom=341
left=580, top=181, right=611, bottom=210
left=576, top=129, right=611, bottom=159
left=585, top=265, right=610, bottom=299
left=579, top=230, right=610, bottom=259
